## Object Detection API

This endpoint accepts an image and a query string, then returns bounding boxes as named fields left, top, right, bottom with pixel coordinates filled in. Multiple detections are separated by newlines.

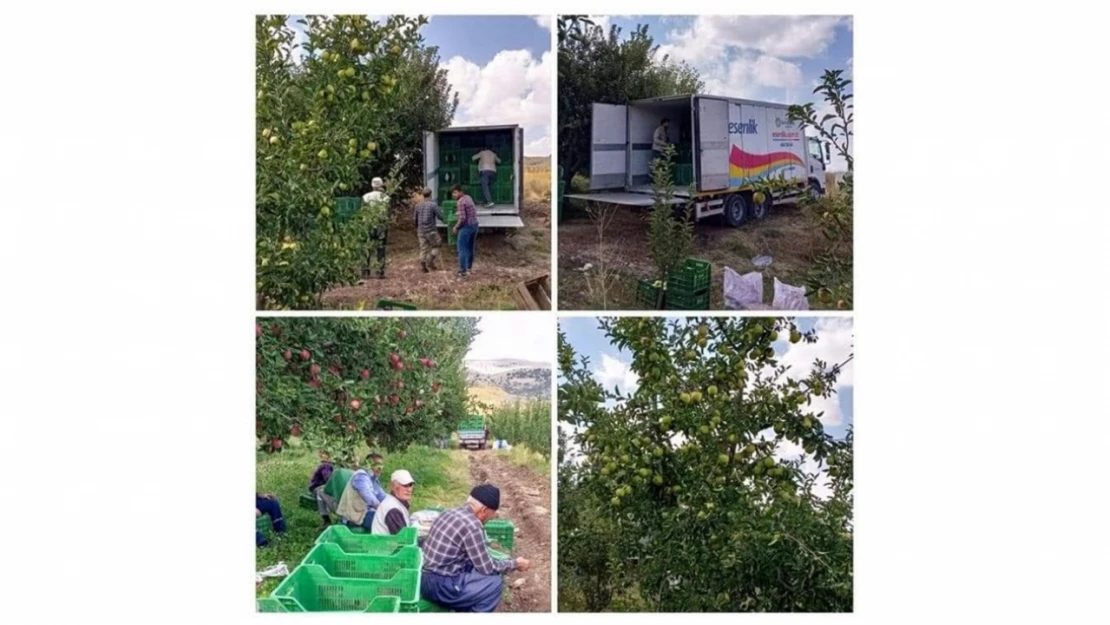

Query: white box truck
left=423, top=124, right=525, bottom=230
left=566, top=95, right=831, bottom=227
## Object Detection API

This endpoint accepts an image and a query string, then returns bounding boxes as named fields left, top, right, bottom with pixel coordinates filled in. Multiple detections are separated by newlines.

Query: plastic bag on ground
left=772, top=278, right=810, bottom=310
left=256, top=561, right=289, bottom=584
left=723, top=267, right=765, bottom=310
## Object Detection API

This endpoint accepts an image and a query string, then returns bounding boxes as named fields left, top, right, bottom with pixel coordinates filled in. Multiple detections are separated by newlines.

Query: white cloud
left=586, top=15, right=612, bottom=33
left=700, top=55, right=805, bottom=97
left=662, top=15, right=845, bottom=66
left=593, top=353, right=639, bottom=395
left=441, top=49, right=552, bottom=156
left=467, top=316, right=553, bottom=364
left=533, top=15, right=552, bottom=32
left=776, top=317, right=854, bottom=426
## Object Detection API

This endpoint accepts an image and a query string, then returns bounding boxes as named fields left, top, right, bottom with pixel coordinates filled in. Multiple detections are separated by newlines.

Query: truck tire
left=724, top=193, right=749, bottom=228
left=751, top=191, right=771, bottom=220
left=808, top=179, right=824, bottom=200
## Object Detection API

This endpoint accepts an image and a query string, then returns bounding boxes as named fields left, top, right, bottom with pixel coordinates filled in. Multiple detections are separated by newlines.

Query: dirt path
left=468, top=450, right=551, bottom=613
left=321, top=199, right=551, bottom=310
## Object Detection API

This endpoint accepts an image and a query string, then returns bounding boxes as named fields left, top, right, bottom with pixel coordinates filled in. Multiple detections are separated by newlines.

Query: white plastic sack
left=723, top=267, right=765, bottom=310
left=256, top=561, right=289, bottom=584
left=772, top=278, right=810, bottom=310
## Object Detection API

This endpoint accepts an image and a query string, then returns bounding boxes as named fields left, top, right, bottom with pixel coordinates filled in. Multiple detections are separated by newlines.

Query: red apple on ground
left=398, top=330, right=407, bottom=339
left=271, top=438, right=283, bottom=450
left=310, top=364, right=321, bottom=376
left=256, top=323, right=262, bottom=338
left=301, top=349, right=311, bottom=361
left=390, top=395, right=400, bottom=405
left=361, top=369, right=370, bottom=380
left=347, top=424, right=356, bottom=432
left=415, top=400, right=424, bottom=408
left=350, top=399, right=361, bottom=410
left=291, top=425, right=301, bottom=437
left=283, top=350, right=292, bottom=362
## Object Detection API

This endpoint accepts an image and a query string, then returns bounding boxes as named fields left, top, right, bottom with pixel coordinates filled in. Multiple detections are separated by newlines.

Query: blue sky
left=578, top=15, right=853, bottom=170
left=285, top=15, right=553, bottom=156
left=558, top=316, right=853, bottom=496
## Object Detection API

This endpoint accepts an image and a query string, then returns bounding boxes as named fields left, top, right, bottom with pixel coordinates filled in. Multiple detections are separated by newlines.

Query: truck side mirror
left=824, top=142, right=831, bottom=162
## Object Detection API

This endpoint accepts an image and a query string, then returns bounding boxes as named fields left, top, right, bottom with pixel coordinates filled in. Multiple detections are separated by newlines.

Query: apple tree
left=256, top=15, right=430, bottom=309
left=255, top=317, right=476, bottom=464
left=558, top=317, right=853, bottom=612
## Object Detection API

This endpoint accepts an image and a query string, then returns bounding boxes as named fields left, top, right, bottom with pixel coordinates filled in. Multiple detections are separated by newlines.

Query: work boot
left=377, top=270, right=386, bottom=279
left=421, top=262, right=429, bottom=273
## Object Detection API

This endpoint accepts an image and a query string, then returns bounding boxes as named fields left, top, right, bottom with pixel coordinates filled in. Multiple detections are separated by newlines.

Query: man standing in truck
left=471, top=145, right=501, bottom=208
left=652, top=118, right=672, bottom=164
left=413, top=187, right=445, bottom=274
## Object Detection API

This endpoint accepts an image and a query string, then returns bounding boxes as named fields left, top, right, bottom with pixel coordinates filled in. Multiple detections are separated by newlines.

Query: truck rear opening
left=424, top=124, right=525, bottom=229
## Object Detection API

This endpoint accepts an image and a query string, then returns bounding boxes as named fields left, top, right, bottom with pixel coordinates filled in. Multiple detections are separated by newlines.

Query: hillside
left=466, top=358, right=551, bottom=401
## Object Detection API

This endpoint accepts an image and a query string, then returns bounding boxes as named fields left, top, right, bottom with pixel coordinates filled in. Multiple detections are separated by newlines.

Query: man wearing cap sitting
left=420, top=484, right=530, bottom=612
left=371, top=470, right=416, bottom=535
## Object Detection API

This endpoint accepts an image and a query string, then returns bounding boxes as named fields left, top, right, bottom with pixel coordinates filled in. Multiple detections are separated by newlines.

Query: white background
left=2, top=0, right=1109, bottom=623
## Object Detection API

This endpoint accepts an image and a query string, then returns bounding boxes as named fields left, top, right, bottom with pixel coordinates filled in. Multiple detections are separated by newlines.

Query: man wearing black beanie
left=419, top=483, right=531, bottom=611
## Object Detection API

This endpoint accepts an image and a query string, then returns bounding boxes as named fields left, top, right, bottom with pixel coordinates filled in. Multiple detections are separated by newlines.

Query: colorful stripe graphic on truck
left=729, top=147, right=804, bottom=186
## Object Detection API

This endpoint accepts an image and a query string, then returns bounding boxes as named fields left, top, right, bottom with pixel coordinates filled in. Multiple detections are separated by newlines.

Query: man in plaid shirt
left=413, top=187, right=444, bottom=273
left=420, top=484, right=530, bottom=612
left=450, top=185, right=479, bottom=278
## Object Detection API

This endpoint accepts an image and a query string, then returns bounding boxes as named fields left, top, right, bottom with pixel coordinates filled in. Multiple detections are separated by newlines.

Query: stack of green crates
left=674, top=164, right=694, bottom=186
left=263, top=527, right=422, bottom=613
left=334, top=196, right=362, bottom=222
left=665, top=258, right=712, bottom=310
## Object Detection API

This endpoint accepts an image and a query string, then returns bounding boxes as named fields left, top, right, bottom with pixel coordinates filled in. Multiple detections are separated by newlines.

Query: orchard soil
left=470, top=449, right=551, bottom=613
left=321, top=199, right=550, bottom=310
left=557, top=199, right=824, bottom=310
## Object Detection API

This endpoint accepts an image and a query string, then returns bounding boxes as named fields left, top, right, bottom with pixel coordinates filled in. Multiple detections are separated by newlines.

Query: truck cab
left=806, top=135, right=829, bottom=196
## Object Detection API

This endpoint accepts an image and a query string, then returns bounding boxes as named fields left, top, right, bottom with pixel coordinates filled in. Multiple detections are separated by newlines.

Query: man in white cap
left=371, top=469, right=416, bottom=535
left=362, top=176, right=390, bottom=280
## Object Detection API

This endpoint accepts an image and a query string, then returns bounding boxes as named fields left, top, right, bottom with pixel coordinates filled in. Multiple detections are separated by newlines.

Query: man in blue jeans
left=420, top=484, right=530, bottom=612
left=450, top=185, right=479, bottom=278
left=336, top=453, right=387, bottom=530
left=471, top=145, right=501, bottom=207
left=256, top=492, right=286, bottom=547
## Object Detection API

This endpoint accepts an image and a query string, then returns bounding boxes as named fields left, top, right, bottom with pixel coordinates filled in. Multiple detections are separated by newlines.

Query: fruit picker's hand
left=259, top=492, right=275, bottom=499
left=514, top=557, right=531, bottom=572
left=256, top=508, right=262, bottom=517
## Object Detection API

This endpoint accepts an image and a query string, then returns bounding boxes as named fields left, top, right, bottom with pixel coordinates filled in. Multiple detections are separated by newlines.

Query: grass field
left=524, top=156, right=551, bottom=203
left=254, top=441, right=471, bottom=598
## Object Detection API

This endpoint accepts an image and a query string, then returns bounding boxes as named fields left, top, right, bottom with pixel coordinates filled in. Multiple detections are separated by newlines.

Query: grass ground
left=558, top=178, right=827, bottom=310
left=254, top=441, right=471, bottom=598
left=319, top=158, right=551, bottom=310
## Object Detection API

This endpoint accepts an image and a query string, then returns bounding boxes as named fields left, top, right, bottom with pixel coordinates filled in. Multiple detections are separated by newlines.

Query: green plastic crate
left=299, top=491, right=318, bottom=510
left=375, top=299, right=417, bottom=311
left=484, top=519, right=515, bottom=552
left=636, top=279, right=665, bottom=310
left=439, top=149, right=462, bottom=167
left=257, top=598, right=288, bottom=612
left=459, top=417, right=484, bottom=429
left=674, top=163, right=694, bottom=186
left=315, top=525, right=419, bottom=555
left=490, top=548, right=510, bottom=561
left=302, top=543, right=423, bottom=581
left=270, top=565, right=414, bottom=612
left=442, top=201, right=458, bottom=224
left=438, top=167, right=461, bottom=185
left=400, top=598, right=450, bottom=613
left=441, top=135, right=461, bottom=150
left=256, top=515, right=271, bottom=534
left=665, top=288, right=711, bottom=310
left=334, top=196, right=362, bottom=222
left=495, top=184, right=513, bottom=204
left=446, top=216, right=458, bottom=246
left=668, top=258, right=711, bottom=294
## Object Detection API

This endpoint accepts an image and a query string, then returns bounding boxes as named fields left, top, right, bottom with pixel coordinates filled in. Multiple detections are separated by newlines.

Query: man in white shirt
left=362, top=177, right=390, bottom=279
left=652, top=118, right=671, bottom=164
left=471, top=146, right=501, bottom=208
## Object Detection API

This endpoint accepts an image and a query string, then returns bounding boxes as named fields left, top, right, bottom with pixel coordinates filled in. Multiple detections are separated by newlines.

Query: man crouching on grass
left=413, top=187, right=444, bottom=273
left=420, top=484, right=530, bottom=612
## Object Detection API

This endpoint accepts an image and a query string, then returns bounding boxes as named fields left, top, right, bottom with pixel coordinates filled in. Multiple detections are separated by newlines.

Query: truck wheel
left=724, top=193, right=749, bottom=228
left=808, top=179, right=823, bottom=200
left=752, top=192, right=771, bottom=220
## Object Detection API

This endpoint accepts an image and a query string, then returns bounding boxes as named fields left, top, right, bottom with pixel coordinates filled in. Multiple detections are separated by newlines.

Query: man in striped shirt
left=413, top=188, right=444, bottom=273
left=420, top=484, right=530, bottom=612
left=450, top=185, right=479, bottom=278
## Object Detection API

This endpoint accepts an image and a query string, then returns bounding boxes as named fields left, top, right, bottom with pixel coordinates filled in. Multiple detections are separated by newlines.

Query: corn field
left=487, top=399, right=551, bottom=457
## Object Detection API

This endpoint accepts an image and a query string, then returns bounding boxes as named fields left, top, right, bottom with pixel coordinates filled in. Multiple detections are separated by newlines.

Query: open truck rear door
left=694, top=96, right=730, bottom=192
left=589, top=103, right=628, bottom=190
left=423, top=130, right=438, bottom=201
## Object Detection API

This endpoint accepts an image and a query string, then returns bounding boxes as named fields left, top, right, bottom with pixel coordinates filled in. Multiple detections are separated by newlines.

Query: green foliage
left=558, top=318, right=853, bottom=612
left=557, top=17, right=702, bottom=187
left=486, top=399, right=551, bottom=458
left=788, top=68, right=854, bottom=309
left=255, top=317, right=478, bottom=464
left=256, top=15, right=454, bottom=309
left=645, top=145, right=694, bottom=306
